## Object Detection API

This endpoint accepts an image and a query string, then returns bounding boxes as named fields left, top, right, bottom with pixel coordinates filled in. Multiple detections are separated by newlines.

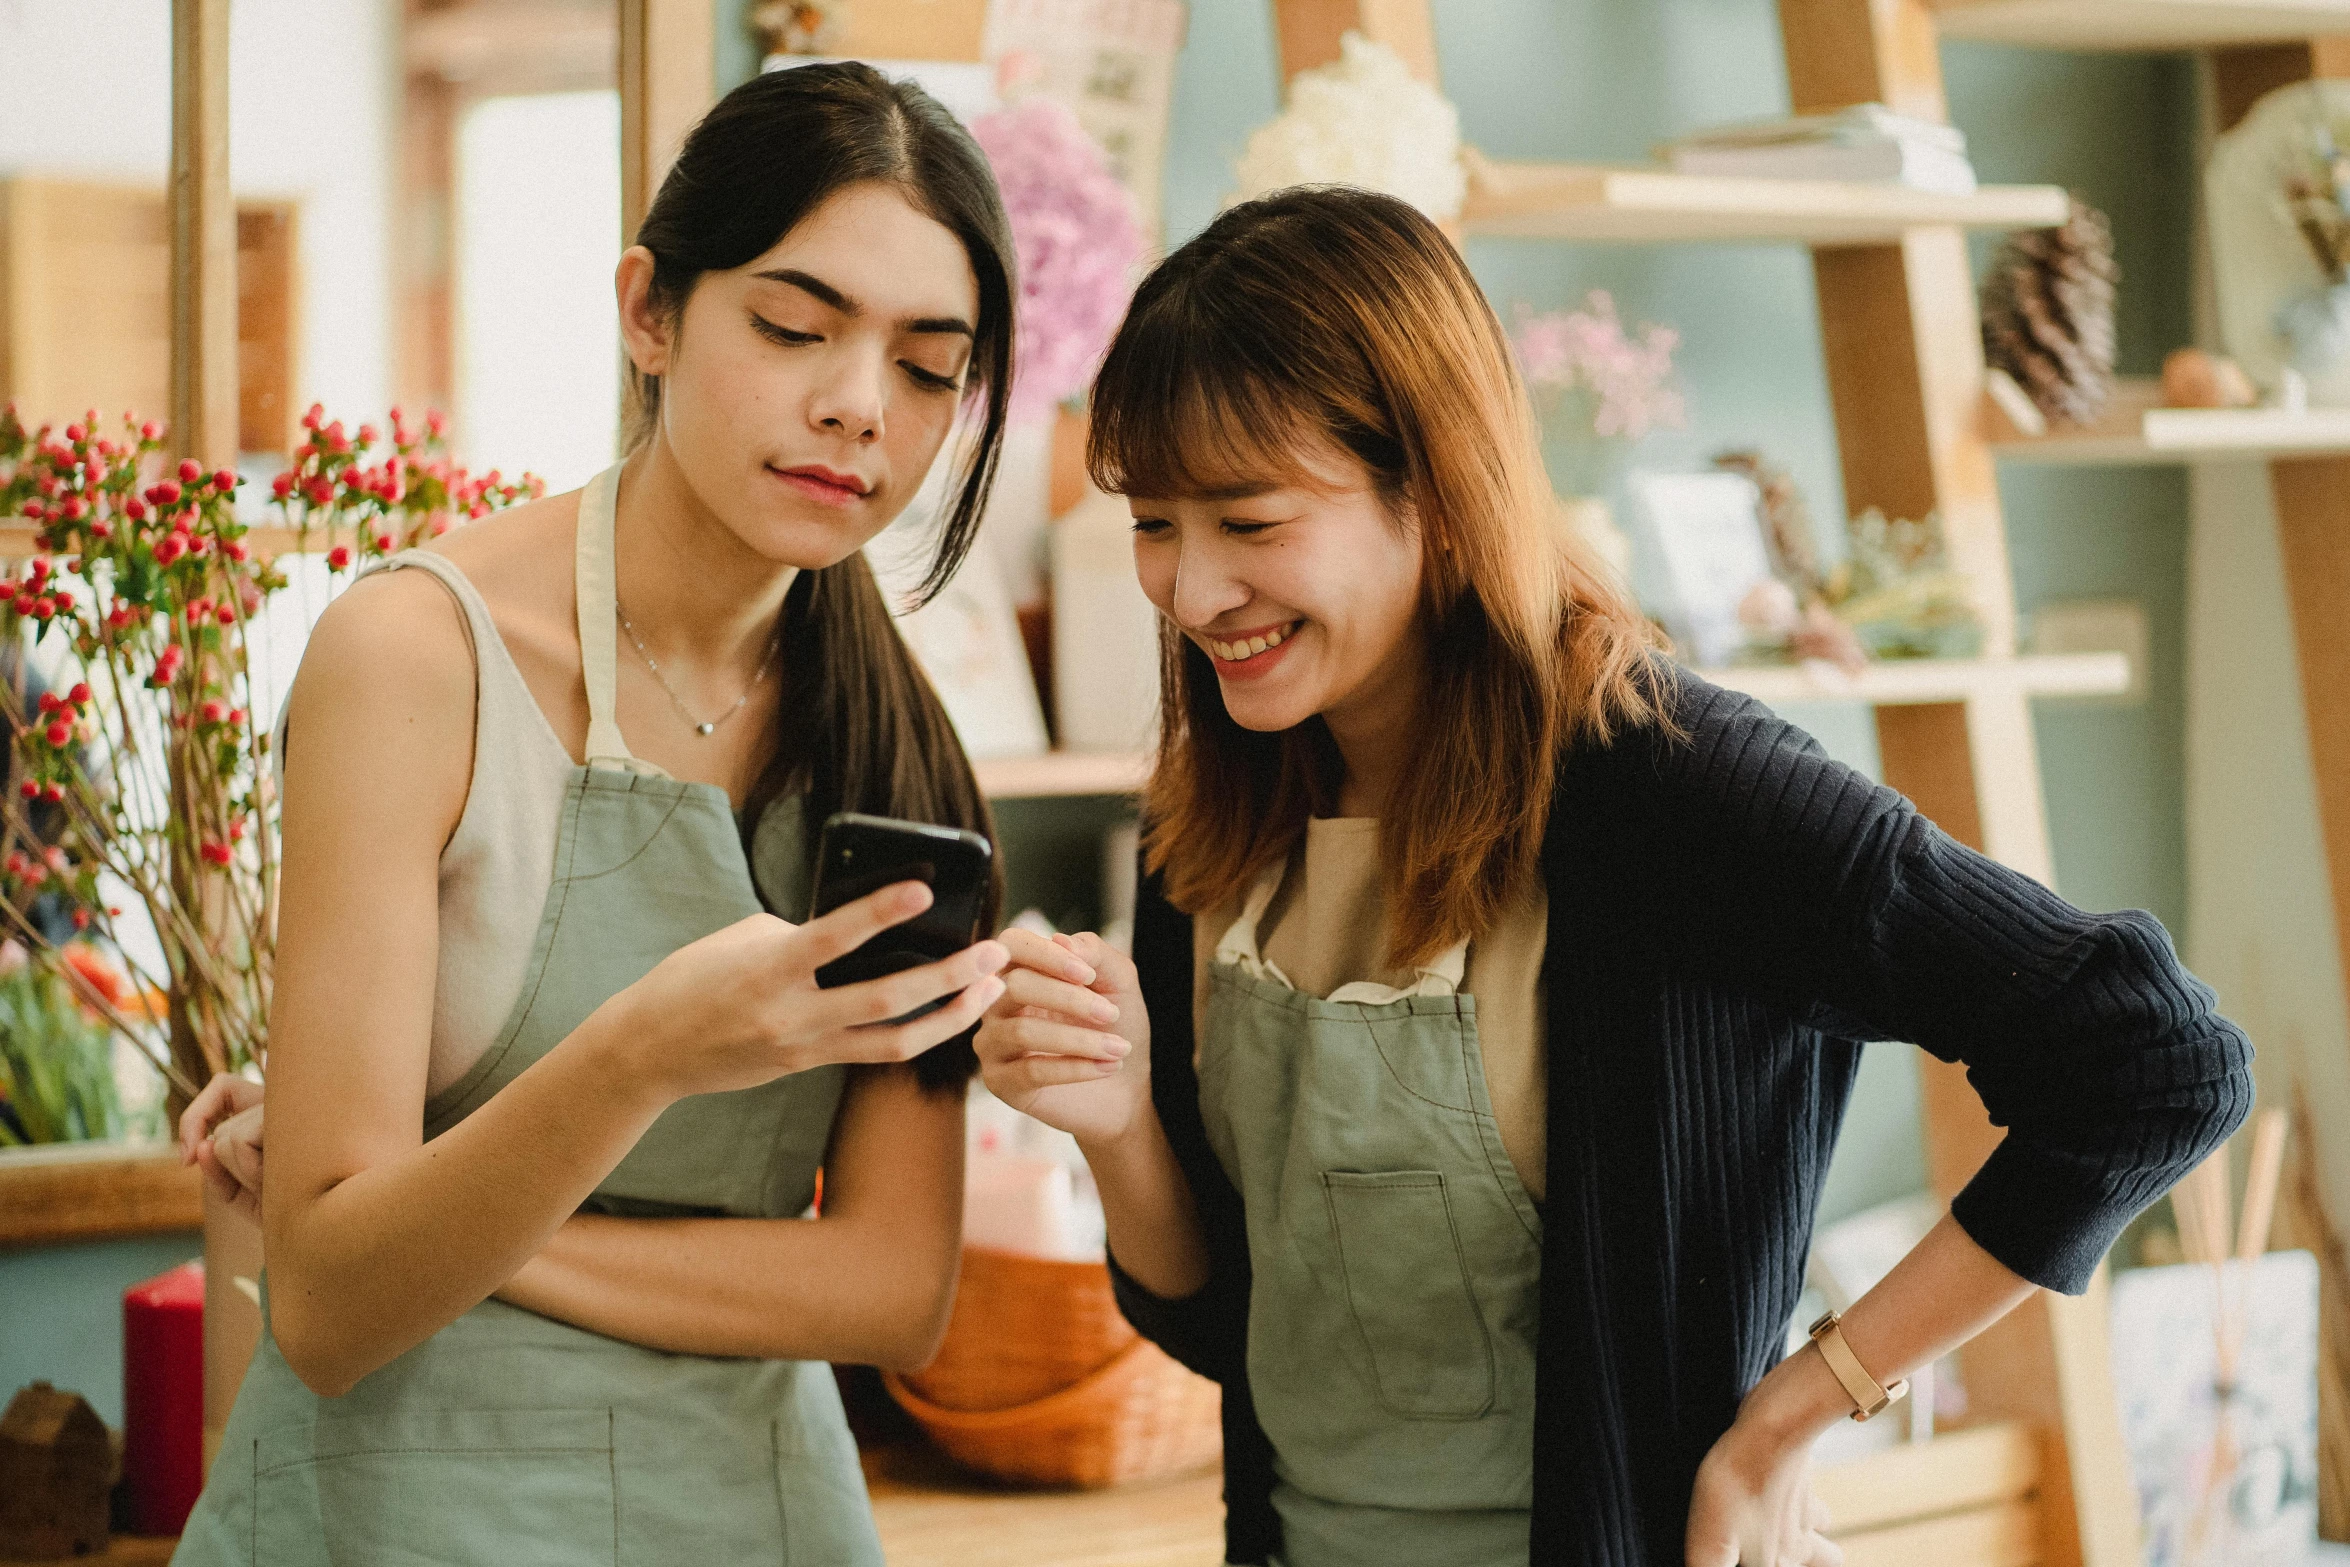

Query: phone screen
left=809, top=813, right=993, bottom=1012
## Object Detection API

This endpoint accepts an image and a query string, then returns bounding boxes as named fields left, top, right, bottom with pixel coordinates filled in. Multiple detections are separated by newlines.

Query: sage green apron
left=1199, top=860, right=1543, bottom=1567
left=173, top=465, right=881, bottom=1567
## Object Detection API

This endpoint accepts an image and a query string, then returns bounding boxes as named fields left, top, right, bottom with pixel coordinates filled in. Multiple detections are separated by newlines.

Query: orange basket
left=883, top=1246, right=1222, bottom=1488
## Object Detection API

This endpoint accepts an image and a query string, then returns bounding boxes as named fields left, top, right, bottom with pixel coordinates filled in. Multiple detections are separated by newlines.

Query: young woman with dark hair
left=172, top=63, right=1016, bottom=1563
left=975, top=187, right=2253, bottom=1567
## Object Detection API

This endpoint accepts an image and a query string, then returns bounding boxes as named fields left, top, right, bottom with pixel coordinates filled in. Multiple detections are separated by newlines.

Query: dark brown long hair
left=631, top=63, right=1012, bottom=1087
left=1089, top=187, right=1666, bottom=968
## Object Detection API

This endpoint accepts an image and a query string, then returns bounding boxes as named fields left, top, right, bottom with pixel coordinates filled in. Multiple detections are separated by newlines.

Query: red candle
left=122, top=1259, right=205, bottom=1535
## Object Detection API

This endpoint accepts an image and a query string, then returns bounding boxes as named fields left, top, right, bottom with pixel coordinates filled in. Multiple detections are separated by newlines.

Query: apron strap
left=1213, top=861, right=1296, bottom=990
left=574, top=464, right=665, bottom=775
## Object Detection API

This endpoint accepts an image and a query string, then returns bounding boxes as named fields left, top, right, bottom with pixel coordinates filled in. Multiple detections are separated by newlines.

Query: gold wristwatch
left=1807, top=1310, right=1909, bottom=1422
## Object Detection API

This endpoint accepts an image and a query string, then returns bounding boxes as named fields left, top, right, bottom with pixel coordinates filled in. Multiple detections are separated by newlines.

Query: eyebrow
left=752, top=267, right=974, bottom=338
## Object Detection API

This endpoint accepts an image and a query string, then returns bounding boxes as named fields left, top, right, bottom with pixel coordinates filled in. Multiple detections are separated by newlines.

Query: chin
left=1218, top=689, right=1316, bottom=734
left=734, top=502, right=880, bottom=571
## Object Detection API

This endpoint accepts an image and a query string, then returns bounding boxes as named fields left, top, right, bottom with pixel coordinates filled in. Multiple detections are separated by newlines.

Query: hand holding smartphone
left=808, top=812, right=993, bottom=1025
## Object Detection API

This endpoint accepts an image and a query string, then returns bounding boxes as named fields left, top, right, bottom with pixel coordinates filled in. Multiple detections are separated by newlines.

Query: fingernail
left=1092, top=1000, right=1120, bottom=1024
left=973, top=942, right=1008, bottom=972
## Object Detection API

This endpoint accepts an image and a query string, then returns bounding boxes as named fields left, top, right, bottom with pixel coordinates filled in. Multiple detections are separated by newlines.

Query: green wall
left=0, top=1231, right=201, bottom=1427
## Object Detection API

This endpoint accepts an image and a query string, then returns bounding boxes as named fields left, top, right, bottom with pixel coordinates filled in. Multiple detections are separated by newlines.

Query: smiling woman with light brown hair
left=975, top=186, right=2252, bottom=1567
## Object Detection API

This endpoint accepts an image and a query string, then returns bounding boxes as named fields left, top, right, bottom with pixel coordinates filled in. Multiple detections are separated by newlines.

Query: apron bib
left=1199, top=861, right=1543, bottom=1567
left=174, top=466, right=880, bottom=1567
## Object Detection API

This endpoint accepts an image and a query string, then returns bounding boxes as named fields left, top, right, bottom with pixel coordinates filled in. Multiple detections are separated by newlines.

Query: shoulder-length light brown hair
left=1089, top=186, right=1665, bottom=966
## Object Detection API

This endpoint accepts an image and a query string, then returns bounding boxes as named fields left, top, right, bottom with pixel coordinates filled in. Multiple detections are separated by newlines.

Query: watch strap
left=1808, top=1310, right=1908, bottom=1422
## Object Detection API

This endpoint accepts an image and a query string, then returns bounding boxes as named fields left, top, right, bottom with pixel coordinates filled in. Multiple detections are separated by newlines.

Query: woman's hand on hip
left=603, top=881, right=1007, bottom=1102
left=975, top=928, right=1150, bottom=1146
left=1685, top=1376, right=1844, bottom=1567
left=179, top=1072, right=265, bottom=1223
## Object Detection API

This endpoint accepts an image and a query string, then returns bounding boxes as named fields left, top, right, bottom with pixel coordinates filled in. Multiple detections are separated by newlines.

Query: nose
left=1164, top=531, right=1251, bottom=632
left=809, top=345, right=886, bottom=445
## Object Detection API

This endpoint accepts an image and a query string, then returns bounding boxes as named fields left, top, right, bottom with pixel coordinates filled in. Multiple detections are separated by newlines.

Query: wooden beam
left=170, top=0, right=237, bottom=470
left=1780, top=4, right=2137, bottom=1564
left=2212, top=36, right=2350, bottom=131
left=1780, top=0, right=1948, bottom=121
left=0, top=1144, right=201, bottom=1250
left=1270, top=0, right=1441, bottom=84
left=619, top=0, right=717, bottom=247
left=2273, top=456, right=2350, bottom=1057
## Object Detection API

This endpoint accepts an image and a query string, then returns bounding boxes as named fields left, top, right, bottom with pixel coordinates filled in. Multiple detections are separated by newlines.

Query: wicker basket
left=882, top=1246, right=1222, bottom=1488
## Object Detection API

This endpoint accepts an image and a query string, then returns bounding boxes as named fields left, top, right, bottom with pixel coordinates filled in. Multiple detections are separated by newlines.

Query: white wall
left=0, top=0, right=396, bottom=425
left=2183, top=460, right=2350, bottom=1234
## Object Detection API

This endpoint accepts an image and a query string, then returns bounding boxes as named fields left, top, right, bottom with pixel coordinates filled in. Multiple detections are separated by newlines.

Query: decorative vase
left=2275, top=282, right=2350, bottom=407
left=199, top=1181, right=261, bottom=1478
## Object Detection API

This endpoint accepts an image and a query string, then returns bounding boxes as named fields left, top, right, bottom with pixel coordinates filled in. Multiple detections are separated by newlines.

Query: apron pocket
left=252, top=1407, right=616, bottom=1567
left=1321, top=1170, right=1496, bottom=1420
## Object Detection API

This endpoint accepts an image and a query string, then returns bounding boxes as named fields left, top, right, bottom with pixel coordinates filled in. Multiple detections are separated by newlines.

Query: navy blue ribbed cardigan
left=1110, top=668, right=2253, bottom=1566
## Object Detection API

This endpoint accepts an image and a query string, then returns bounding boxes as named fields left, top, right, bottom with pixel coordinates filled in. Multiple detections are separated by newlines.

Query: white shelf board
left=1930, top=0, right=2350, bottom=50
left=974, top=751, right=1150, bottom=799
left=1698, top=652, right=2130, bottom=705
left=1459, top=162, right=2068, bottom=245
left=1988, top=378, right=2350, bottom=464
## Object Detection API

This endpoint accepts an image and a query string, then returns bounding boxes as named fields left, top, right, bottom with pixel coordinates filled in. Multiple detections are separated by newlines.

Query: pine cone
left=1980, top=198, right=2120, bottom=426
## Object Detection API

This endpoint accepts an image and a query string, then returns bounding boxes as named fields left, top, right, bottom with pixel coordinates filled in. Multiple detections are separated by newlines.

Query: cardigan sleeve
left=1638, top=674, right=2254, bottom=1295
left=1104, top=864, right=1257, bottom=1385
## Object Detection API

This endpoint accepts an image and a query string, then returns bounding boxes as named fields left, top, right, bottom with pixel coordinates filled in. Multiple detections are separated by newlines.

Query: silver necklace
left=615, top=600, right=777, bottom=736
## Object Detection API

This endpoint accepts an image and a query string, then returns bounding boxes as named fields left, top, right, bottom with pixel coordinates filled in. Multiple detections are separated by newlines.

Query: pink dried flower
left=971, top=99, right=1147, bottom=422
left=1512, top=292, right=1687, bottom=442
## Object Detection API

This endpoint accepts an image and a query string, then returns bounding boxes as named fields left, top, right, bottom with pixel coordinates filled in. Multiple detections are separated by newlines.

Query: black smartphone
left=809, top=812, right=994, bottom=1023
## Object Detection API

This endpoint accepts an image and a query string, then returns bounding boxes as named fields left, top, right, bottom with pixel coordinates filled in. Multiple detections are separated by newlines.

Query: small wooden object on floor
left=0, top=1383, right=113, bottom=1561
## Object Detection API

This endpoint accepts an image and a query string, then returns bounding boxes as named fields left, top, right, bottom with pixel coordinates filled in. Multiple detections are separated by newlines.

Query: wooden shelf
left=1697, top=651, right=2130, bottom=705
left=1459, top=160, right=2068, bottom=245
left=0, top=1141, right=201, bottom=1251
left=974, top=751, right=1150, bottom=800
left=1929, top=0, right=2350, bottom=50
left=1988, top=377, right=2350, bottom=463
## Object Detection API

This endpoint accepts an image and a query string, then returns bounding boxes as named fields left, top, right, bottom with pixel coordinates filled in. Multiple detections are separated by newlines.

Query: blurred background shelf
left=1927, top=0, right=2350, bottom=49
left=1986, top=378, right=2350, bottom=463
left=1459, top=160, right=2068, bottom=245
left=1697, top=652, right=2131, bottom=705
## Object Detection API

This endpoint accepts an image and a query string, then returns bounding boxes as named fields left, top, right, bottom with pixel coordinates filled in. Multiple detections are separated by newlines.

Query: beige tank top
left=269, top=552, right=575, bottom=1100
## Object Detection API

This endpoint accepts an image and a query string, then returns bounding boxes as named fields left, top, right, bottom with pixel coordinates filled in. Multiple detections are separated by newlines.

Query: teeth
left=1210, top=623, right=1294, bottom=662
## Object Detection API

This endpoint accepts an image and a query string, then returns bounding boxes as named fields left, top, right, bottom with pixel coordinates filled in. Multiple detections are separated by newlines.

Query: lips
left=769, top=464, right=871, bottom=505
left=1205, top=621, right=1299, bottom=663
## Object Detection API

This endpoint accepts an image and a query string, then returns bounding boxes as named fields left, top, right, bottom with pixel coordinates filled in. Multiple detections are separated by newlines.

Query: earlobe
left=615, top=245, right=671, bottom=377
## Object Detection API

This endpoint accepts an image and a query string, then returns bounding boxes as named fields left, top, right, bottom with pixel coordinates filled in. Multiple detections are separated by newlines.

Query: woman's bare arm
left=492, top=1064, right=965, bottom=1370
left=261, top=573, right=1004, bottom=1397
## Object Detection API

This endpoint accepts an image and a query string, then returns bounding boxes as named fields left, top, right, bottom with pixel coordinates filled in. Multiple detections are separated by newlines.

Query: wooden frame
left=0, top=179, right=300, bottom=457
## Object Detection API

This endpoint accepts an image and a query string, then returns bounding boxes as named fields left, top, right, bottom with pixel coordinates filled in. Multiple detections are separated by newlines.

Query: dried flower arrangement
left=971, top=99, right=1147, bottom=423
left=1712, top=450, right=1982, bottom=667
left=0, top=403, right=537, bottom=1101
left=1231, top=31, right=1466, bottom=224
left=2282, top=117, right=2350, bottom=285
left=1513, top=292, right=1686, bottom=496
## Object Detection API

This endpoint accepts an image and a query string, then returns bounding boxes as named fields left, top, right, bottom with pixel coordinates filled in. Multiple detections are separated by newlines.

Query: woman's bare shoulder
left=422, top=485, right=581, bottom=622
